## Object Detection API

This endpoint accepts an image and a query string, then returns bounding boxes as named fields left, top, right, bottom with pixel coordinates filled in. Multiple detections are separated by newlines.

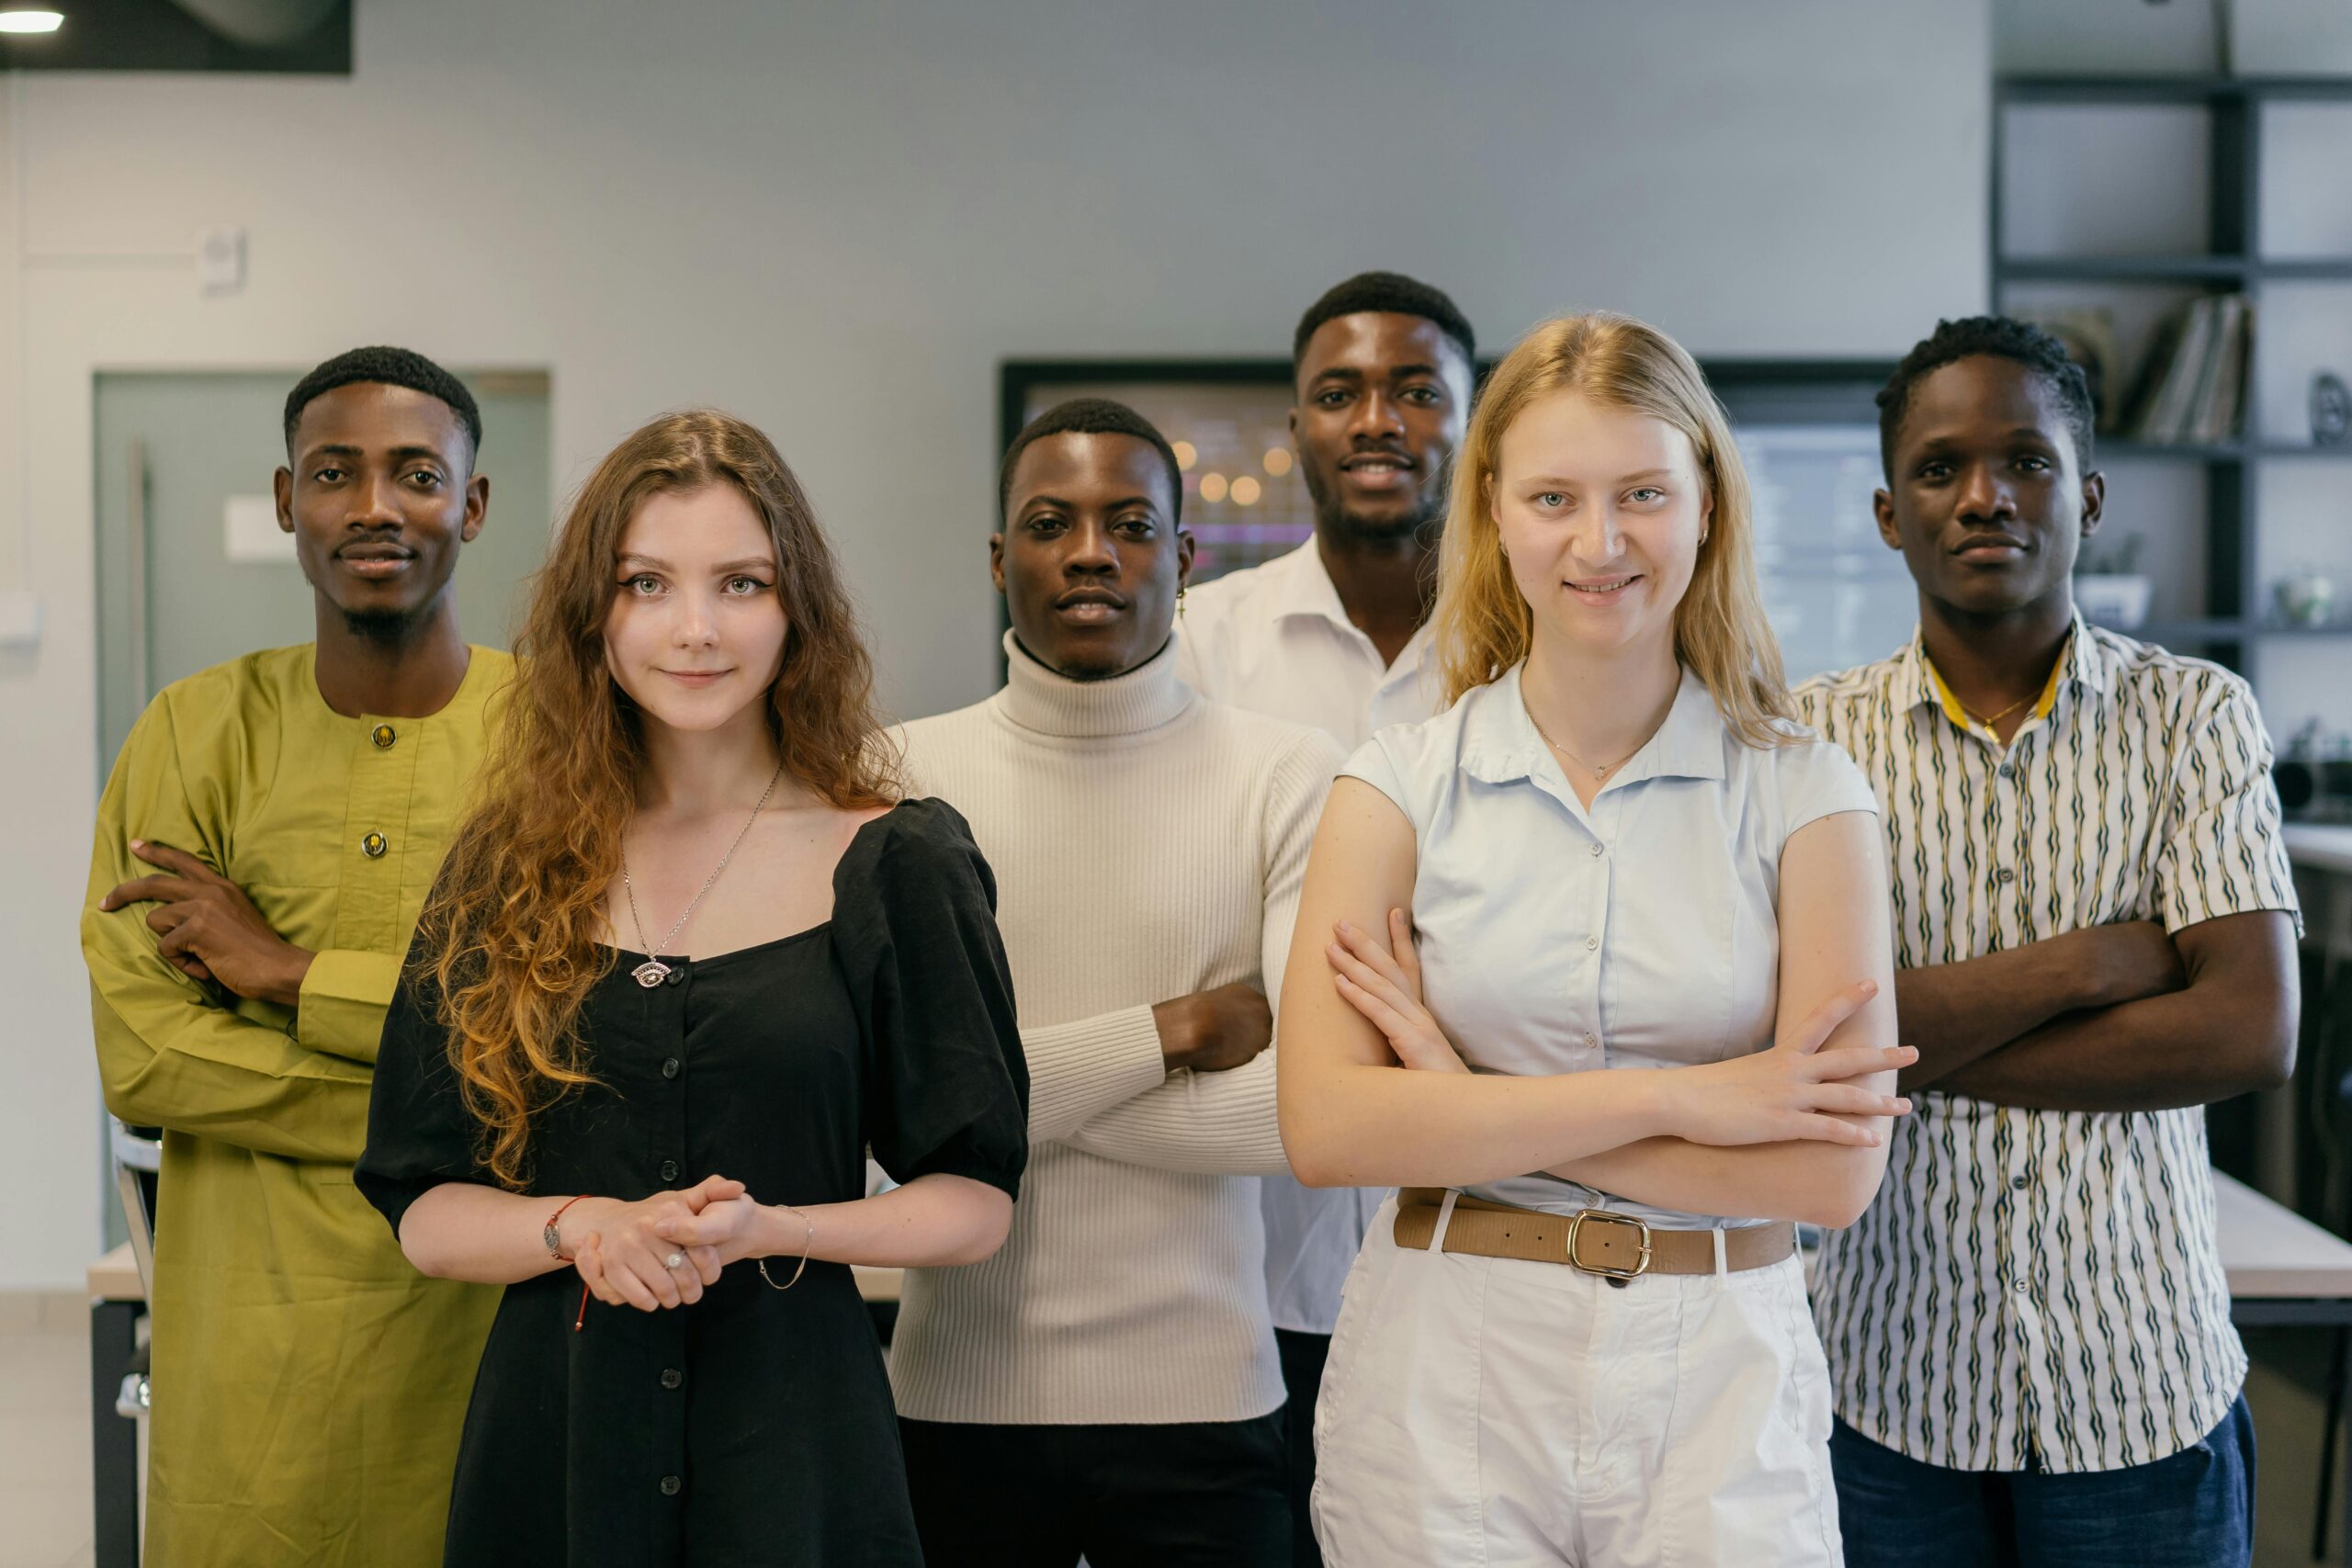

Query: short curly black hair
left=998, top=397, right=1183, bottom=525
left=1292, top=270, right=1476, bottom=370
left=1876, top=315, right=2095, bottom=479
left=282, top=345, right=483, bottom=462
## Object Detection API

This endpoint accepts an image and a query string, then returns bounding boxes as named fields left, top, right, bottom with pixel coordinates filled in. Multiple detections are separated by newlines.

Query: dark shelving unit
left=1991, top=73, right=2352, bottom=678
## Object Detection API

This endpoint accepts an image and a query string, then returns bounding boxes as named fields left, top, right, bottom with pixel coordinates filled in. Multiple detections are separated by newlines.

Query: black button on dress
left=358, top=800, right=1029, bottom=1568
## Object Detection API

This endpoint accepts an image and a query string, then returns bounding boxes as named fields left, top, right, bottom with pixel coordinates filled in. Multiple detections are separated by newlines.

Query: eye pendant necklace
left=621, top=762, right=785, bottom=988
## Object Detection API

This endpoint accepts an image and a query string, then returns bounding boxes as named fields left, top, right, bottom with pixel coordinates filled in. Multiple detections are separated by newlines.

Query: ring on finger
left=663, top=1251, right=687, bottom=1271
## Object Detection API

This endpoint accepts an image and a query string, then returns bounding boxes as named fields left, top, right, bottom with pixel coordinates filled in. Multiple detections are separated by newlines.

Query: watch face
left=2316, top=372, right=2352, bottom=446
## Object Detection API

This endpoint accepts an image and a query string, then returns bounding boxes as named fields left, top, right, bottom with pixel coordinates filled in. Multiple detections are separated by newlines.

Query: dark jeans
left=1275, top=1328, right=1329, bottom=1568
left=1829, top=1395, right=2256, bottom=1568
left=899, top=1411, right=1289, bottom=1568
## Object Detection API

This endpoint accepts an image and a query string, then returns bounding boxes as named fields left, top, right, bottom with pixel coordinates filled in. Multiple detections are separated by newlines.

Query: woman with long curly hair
left=356, top=409, right=1028, bottom=1567
left=1275, top=315, right=1915, bottom=1565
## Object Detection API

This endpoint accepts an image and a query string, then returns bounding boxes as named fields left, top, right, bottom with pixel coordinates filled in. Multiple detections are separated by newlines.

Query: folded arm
left=84, top=700, right=375, bottom=1163
left=1277, top=780, right=1693, bottom=1189
left=1545, top=809, right=1903, bottom=1228
left=1929, top=910, right=2296, bottom=1111
left=1059, top=1050, right=1288, bottom=1175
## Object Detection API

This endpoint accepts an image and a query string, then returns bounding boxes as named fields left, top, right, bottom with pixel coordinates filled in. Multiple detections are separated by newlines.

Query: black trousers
left=899, top=1411, right=1289, bottom=1568
left=1275, top=1329, right=1329, bottom=1568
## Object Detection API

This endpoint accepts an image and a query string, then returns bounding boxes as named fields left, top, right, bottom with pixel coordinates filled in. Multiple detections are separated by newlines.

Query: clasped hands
left=1326, top=910, right=1916, bottom=1148
left=560, top=1175, right=783, bottom=1312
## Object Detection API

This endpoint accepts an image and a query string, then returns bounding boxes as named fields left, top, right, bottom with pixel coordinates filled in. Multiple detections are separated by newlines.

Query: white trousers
left=1310, top=1194, right=1841, bottom=1567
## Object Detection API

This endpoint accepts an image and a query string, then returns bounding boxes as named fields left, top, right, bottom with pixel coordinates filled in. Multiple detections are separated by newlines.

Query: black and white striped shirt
left=1796, top=618, right=2300, bottom=1472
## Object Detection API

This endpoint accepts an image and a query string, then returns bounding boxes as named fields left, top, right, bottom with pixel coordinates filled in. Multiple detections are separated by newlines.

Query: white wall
left=0, top=0, right=1990, bottom=1286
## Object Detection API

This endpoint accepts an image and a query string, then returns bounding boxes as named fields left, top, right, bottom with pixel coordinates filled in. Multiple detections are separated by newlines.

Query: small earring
left=1177, top=582, right=1188, bottom=620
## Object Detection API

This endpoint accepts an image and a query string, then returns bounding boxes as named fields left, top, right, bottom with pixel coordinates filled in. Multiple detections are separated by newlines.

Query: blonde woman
left=1276, top=314, right=1914, bottom=1566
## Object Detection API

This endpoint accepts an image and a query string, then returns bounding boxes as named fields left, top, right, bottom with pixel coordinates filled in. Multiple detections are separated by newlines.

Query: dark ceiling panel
left=0, top=0, right=350, bottom=73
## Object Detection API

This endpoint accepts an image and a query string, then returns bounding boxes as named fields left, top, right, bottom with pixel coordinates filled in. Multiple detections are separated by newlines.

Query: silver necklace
left=620, top=762, right=785, bottom=988
left=1522, top=697, right=1639, bottom=780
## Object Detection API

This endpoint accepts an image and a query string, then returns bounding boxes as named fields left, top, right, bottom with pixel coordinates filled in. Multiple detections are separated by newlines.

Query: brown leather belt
left=1394, top=1187, right=1796, bottom=1283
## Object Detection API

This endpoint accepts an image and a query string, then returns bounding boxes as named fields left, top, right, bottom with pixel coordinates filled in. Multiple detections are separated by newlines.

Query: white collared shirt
left=1176, top=538, right=1443, bottom=1333
left=1343, top=664, right=1879, bottom=1226
left=1799, top=620, right=2301, bottom=1472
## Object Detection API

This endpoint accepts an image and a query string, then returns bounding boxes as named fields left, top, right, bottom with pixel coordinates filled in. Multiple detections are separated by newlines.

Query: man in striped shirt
left=1797, top=316, right=2301, bottom=1568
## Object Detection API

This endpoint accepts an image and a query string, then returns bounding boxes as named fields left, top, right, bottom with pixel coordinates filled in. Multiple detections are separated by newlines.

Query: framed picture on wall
left=1000, top=356, right=1905, bottom=682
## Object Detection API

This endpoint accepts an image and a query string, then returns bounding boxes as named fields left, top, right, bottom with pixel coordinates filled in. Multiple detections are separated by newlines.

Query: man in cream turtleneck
left=889, top=399, right=1341, bottom=1566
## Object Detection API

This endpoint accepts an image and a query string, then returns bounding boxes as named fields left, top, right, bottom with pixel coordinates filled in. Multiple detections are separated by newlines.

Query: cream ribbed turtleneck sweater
left=886, top=632, right=1342, bottom=1425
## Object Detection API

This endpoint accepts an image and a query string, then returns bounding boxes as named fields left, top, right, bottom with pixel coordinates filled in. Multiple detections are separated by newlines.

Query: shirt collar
left=1894, top=610, right=2107, bottom=730
left=1461, top=662, right=1726, bottom=789
left=1264, top=536, right=1439, bottom=675
left=1264, top=538, right=1357, bottom=630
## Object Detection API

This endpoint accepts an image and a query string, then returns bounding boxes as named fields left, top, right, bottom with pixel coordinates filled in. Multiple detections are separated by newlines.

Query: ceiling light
left=0, top=10, right=64, bottom=33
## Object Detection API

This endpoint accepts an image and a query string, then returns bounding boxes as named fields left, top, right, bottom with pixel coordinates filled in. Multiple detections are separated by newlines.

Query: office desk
left=2286, top=824, right=2352, bottom=878
left=86, top=1242, right=141, bottom=1568
left=2220, top=1169, right=2352, bottom=1565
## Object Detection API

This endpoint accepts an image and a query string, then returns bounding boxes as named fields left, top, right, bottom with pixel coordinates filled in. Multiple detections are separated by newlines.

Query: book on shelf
left=2017, top=306, right=2123, bottom=432
left=2121, top=294, right=2252, bottom=446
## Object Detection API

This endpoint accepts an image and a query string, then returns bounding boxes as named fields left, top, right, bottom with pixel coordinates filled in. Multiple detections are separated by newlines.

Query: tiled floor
left=1, top=1295, right=2345, bottom=1567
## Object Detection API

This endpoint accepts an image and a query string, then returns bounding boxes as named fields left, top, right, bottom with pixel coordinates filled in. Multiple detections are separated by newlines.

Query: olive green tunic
left=82, top=644, right=511, bottom=1568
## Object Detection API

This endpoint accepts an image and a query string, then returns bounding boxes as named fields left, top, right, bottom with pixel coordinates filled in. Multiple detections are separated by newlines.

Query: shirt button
left=662, top=1057, right=681, bottom=1080
left=1585, top=936, right=1600, bottom=952
left=1996, top=868, right=2016, bottom=885
left=659, top=1159, right=680, bottom=1182
left=659, top=1475, right=682, bottom=1497
left=1997, top=762, right=2015, bottom=779
left=369, top=723, right=396, bottom=750
left=361, top=831, right=388, bottom=859
left=663, top=966, right=685, bottom=987
left=661, top=1368, right=683, bottom=1390
left=2011, top=1176, right=2029, bottom=1190
left=2013, top=1275, right=2030, bottom=1292
left=1584, top=1032, right=1597, bottom=1046
left=1589, top=842, right=1604, bottom=857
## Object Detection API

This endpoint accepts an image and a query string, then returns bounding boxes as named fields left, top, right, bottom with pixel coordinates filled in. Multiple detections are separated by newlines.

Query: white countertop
left=2287, top=822, right=2352, bottom=875
left=2214, top=1170, right=2352, bottom=1298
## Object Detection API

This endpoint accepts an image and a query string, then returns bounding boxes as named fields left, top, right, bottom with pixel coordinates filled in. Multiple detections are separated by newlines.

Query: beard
left=1301, top=458, right=1447, bottom=545
left=338, top=603, right=433, bottom=644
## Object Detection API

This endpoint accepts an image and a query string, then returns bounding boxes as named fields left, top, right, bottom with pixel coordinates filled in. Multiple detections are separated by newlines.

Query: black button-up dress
left=358, top=799, right=1028, bottom=1567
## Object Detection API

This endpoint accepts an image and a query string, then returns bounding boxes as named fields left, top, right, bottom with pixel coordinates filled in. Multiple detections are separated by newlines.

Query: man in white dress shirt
left=1175, top=269, right=1475, bottom=1565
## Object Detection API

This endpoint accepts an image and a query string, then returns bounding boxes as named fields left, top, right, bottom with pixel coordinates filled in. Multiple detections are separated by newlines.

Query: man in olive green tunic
left=82, top=347, right=508, bottom=1567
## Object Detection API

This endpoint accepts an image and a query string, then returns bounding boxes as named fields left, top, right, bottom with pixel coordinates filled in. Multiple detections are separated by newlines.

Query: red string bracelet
left=543, top=1195, right=594, bottom=1333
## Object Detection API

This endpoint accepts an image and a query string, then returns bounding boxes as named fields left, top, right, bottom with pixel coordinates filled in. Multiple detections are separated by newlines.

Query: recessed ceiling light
left=0, top=10, right=65, bottom=33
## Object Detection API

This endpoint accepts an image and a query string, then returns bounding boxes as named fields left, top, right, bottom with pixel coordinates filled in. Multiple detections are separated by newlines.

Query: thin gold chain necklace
left=1522, top=698, right=1640, bottom=779
left=1958, top=690, right=2036, bottom=733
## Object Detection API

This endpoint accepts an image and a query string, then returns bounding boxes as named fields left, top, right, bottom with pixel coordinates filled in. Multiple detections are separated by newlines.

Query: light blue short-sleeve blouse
left=1341, top=662, right=1879, bottom=1229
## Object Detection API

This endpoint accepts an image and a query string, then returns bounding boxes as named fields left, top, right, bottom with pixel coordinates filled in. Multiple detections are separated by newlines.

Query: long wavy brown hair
left=417, top=409, right=898, bottom=1188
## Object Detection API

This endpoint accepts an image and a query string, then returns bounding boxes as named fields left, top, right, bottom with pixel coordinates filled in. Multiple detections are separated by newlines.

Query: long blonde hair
left=1430, top=311, right=1796, bottom=747
left=415, top=410, right=899, bottom=1189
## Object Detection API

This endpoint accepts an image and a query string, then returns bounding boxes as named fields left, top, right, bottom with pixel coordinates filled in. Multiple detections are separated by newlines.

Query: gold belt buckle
left=1566, top=1209, right=1652, bottom=1280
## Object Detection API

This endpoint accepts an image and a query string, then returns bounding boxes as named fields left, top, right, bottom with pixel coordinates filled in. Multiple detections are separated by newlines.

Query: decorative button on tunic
left=359, top=799, right=1029, bottom=1567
